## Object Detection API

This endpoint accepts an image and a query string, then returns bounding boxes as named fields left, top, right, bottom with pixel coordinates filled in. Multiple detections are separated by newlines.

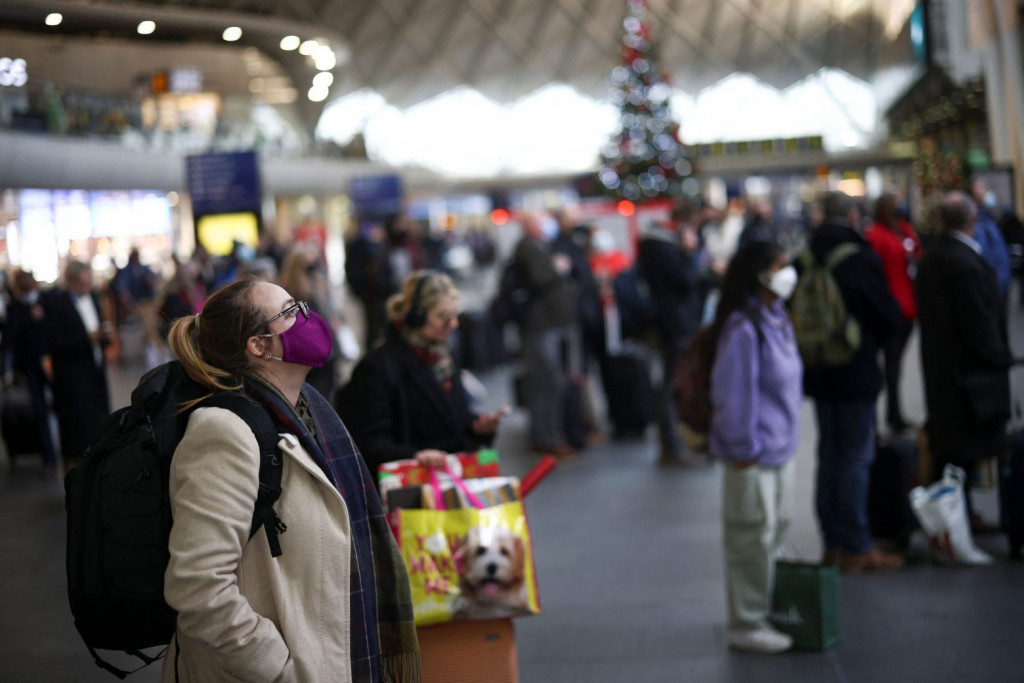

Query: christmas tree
left=598, top=0, right=692, bottom=201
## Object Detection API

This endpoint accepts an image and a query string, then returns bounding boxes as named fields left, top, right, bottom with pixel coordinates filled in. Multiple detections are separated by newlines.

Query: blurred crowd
left=477, top=183, right=1020, bottom=653
left=0, top=236, right=349, bottom=474
left=2, top=183, right=1021, bottom=657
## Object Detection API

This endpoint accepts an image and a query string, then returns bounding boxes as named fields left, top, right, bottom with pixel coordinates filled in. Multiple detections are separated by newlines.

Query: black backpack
left=65, top=361, right=287, bottom=679
left=613, top=267, right=656, bottom=339
left=489, top=258, right=531, bottom=328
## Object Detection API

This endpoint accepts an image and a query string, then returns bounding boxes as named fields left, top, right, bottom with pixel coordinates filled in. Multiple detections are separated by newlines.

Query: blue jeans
left=814, top=399, right=876, bottom=555
left=656, top=334, right=685, bottom=457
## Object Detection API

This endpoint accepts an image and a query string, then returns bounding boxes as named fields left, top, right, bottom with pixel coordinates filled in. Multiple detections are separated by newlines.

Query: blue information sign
left=349, top=174, right=403, bottom=218
left=186, top=151, right=262, bottom=217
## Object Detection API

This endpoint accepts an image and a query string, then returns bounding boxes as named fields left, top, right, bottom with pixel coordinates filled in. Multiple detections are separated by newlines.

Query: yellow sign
left=196, top=212, right=259, bottom=256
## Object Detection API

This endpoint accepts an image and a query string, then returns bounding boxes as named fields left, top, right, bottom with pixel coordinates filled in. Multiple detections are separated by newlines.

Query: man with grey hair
left=513, top=213, right=581, bottom=457
left=917, top=191, right=1013, bottom=531
left=42, top=260, right=113, bottom=473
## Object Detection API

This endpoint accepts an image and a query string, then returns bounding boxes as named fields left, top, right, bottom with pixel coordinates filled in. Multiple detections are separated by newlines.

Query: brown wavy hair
left=166, top=277, right=268, bottom=409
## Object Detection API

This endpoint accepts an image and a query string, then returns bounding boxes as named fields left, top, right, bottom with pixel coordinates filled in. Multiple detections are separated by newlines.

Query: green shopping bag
left=769, top=561, right=842, bottom=650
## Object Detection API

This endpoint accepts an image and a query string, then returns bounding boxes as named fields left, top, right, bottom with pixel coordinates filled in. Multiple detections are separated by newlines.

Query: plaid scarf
left=243, top=375, right=421, bottom=682
left=399, top=325, right=454, bottom=392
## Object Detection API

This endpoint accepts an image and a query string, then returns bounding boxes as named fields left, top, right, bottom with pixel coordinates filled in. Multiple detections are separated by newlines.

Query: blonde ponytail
left=166, top=315, right=241, bottom=412
left=166, top=278, right=266, bottom=411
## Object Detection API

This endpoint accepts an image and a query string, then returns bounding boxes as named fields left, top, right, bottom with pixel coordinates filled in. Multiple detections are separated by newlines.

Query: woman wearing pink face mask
left=163, top=278, right=420, bottom=683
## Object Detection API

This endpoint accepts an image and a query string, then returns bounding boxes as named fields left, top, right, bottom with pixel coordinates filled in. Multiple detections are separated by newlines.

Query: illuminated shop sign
left=170, top=67, right=203, bottom=94
left=0, top=58, right=28, bottom=87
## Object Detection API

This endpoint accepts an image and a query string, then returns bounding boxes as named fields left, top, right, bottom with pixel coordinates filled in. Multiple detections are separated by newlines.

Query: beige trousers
left=722, top=458, right=795, bottom=631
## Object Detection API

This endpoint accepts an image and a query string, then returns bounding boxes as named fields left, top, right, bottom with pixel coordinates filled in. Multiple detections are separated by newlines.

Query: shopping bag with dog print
left=394, top=467, right=541, bottom=626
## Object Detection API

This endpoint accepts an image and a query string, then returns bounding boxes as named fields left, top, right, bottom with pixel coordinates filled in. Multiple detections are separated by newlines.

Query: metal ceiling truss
left=4, top=0, right=907, bottom=115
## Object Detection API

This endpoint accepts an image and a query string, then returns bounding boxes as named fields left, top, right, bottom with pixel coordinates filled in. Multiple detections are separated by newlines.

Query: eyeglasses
left=264, top=301, right=309, bottom=327
left=430, top=308, right=460, bottom=325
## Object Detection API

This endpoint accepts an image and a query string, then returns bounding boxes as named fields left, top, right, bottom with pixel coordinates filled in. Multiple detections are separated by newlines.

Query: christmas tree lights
left=598, top=0, right=693, bottom=201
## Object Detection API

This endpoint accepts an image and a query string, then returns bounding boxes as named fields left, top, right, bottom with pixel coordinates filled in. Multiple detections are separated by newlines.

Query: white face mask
left=765, top=265, right=798, bottom=301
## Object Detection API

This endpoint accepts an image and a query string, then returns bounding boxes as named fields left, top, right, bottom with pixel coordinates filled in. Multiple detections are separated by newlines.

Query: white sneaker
left=728, top=627, right=793, bottom=654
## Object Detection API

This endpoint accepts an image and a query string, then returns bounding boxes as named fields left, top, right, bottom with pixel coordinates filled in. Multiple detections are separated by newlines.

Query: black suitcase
left=868, top=436, right=918, bottom=549
left=1000, top=432, right=1024, bottom=559
left=602, top=345, right=653, bottom=438
left=1, top=384, right=43, bottom=465
left=563, top=377, right=587, bottom=451
left=513, top=371, right=586, bottom=449
left=457, top=310, right=505, bottom=371
left=512, top=372, right=526, bottom=407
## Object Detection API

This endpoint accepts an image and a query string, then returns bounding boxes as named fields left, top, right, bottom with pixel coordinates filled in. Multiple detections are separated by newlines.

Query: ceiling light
left=137, top=21, right=156, bottom=35
left=314, top=46, right=336, bottom=71
left=308, top=86, right=329, bottom=103
left=313, top=72, right=334, bottom=88
left=299, top=40, right=319, bottom=56
left=45, top=13, right=62, bottom=26
left=280, top=35, right=300, bottom=51
left=222, top=27, right=242, bottom=42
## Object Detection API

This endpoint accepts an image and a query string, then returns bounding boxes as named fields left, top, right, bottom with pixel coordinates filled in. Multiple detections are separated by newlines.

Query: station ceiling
left=3, top=0, right=919, bottom=109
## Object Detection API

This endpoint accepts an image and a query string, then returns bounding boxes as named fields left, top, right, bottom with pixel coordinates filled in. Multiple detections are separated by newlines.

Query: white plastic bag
left=909, top=465, right=993, bottom=566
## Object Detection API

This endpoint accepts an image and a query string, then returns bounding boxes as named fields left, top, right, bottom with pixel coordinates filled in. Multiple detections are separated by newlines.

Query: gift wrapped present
left=378, top=450, right=500, bottom=488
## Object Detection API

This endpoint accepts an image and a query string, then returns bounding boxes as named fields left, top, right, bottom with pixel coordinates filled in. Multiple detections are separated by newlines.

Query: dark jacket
left=3, top=295, right=49, bottom=375
left=344, top=234, right=395, bottom=304
left=552, top=230, right=602, bottom=334
left=802, top=222, right=902, bottom=401
left=43, top=289, right=111, bottom=461
left=636, top=229, right=702, bottom=345
left=336, top=331, right=490, bottom=473
left=513, top=236, right=576, bottom=333
left=918, top=233, right=1013, bottom=461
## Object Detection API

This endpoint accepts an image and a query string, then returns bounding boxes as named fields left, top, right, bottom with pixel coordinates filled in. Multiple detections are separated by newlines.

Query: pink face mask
left=260, top=306, right=333, bottom=367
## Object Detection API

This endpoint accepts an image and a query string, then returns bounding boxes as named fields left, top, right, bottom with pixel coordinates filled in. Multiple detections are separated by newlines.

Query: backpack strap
left=799, top=242, right=859, bottom=272
left=825, top=242, right=860, bottom=270
left=797, top=247, right=816, bottom=271
left=200, top=393, right=288, bottom=558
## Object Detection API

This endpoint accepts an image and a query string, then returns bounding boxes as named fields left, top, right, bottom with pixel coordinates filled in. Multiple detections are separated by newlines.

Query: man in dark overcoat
left=918, top=191, right=1014, bottom=521
left=43, top=261, right=112, bottom=471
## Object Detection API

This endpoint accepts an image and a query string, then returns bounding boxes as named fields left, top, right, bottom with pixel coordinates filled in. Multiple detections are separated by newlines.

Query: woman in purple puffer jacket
left=708, top=240, right=804, bottom=655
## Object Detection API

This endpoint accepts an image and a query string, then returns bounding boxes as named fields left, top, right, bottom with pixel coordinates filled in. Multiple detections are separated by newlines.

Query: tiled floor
left=3, top=317, right=1024, bottom=682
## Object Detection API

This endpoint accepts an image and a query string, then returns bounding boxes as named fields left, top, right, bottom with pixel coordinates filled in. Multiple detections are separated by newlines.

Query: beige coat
left=163, top=407, right=353, bottom=683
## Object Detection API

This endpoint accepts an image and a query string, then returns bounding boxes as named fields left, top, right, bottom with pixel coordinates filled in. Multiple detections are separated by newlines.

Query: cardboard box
left=417, top=618, right=518, bottom=683
left=433, top=477, right=521, bottom=510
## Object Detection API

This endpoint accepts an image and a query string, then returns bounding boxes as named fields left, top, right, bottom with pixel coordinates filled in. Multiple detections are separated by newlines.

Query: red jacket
left=866, top=220, right=922, bottom=321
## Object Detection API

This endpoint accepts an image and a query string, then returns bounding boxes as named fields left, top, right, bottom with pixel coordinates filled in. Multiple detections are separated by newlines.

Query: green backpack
left=791, top=243, right=862, bottom=367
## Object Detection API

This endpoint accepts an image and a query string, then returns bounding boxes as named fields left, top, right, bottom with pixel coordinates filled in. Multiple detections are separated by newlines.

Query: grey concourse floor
left=3, top=316, right=1024, bottom=682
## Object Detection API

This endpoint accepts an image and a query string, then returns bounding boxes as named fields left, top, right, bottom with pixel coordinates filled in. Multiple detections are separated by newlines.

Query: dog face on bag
left=452, top=526, right=528, bottom=618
